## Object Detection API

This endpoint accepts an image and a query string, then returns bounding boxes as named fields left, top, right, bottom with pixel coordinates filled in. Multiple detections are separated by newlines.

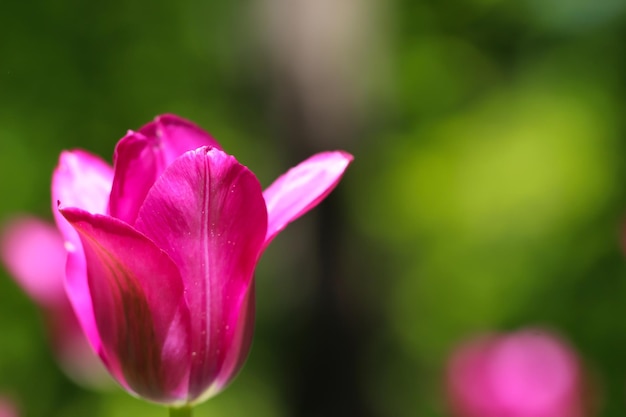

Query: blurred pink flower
left=0, top=217, right=108, bottom=387
left=0, top=397, right=17, bottom=417
left=53, top=114, right=353, bottom=406
left=446, top=329, right=586, bottom=417
left=1, top=218, right=66, bottom=306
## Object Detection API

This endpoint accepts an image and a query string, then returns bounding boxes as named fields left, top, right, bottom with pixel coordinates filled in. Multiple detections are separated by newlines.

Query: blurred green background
left=2, top=0, right=626, bottom=416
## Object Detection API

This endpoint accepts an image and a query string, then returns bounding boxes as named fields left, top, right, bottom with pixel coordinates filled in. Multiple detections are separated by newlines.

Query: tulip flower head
left=52, top=114, right=352, bottom=408
left=446, top=329, right=585, bottom=417
left=0, top=217, right=107, bottom=387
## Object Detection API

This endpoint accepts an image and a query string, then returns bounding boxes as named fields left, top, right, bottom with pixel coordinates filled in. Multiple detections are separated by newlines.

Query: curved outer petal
left=210, top=281, right=255, bottom=397
left=52, top=150, right=114, bottom=355
left=134, top=147, right=267, bottom=402
left=0, top=217, right=67, bottom=307
left=262, top=151, right=353, bottom=247
left=109, top=115, right=222, bottom=225
left=1, top=216, right=108, bottom=388
left=46, top=297, right=111, bottom=389
left=60, top=208, right=191, bottom=404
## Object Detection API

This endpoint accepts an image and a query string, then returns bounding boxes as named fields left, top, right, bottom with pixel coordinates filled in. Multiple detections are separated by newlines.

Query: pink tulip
left=52, top=114, right=353, bottom=406
left=0, top=217, right=107, bottom=386
left=446, top=329, right=586, bottom=417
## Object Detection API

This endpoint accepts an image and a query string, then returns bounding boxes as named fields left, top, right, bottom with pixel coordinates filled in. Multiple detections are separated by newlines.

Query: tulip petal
left=0, top=217, right=67, bottom=307
left=135, top=147, right=267, bottom=401
left=109, top=115, right=222, bottom=224
left=262, top=151, right=353, bottom=247
left=61, top=207, right=191, bottom=404
left=108, top=132, right=162, bottom=224
left=52, top=150, right=114, bottom=355
left=139, top=114, right=223, bottom=161
left=52, top=150, right=114, bottom=242
left=213, top=281, right=255, bottom=393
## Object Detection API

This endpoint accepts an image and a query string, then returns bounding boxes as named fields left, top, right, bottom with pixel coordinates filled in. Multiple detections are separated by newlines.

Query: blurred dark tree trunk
left=275, top=79, right=373, bottom=417
left=254, top=2, right=382, bottom=414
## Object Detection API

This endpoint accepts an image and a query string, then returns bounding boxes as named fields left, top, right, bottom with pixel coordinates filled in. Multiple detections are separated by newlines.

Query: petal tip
left=310, top=150, right=354, bottom=170
left=58, top=206, right=86, bottom=225
left=154, top=114, right=188, bottom=124
left=336, top=150, right=354, bottom=162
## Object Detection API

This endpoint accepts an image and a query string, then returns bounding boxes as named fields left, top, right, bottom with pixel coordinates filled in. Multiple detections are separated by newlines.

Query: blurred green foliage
left=2, top=0, right=626, bottom=416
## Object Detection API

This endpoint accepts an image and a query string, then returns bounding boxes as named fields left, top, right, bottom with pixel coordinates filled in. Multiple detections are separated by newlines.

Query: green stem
left=169, top=406, right=192, bottom=417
